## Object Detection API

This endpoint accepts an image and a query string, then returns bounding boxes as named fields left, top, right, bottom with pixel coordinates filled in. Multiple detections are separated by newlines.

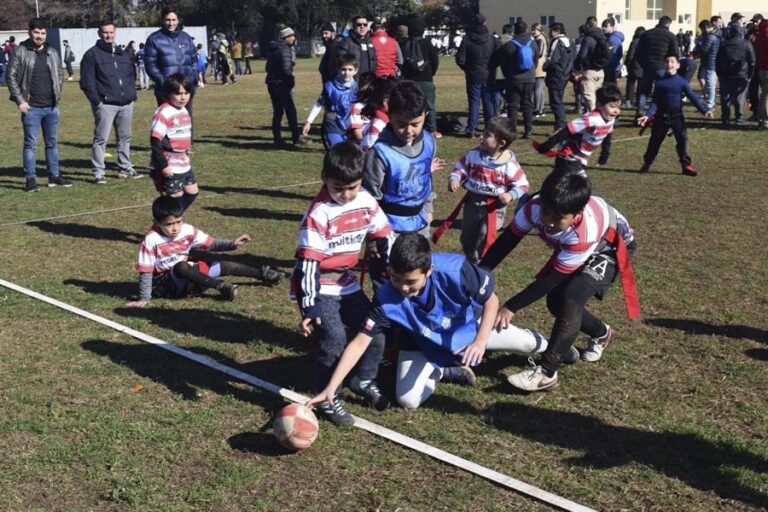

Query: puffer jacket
left=574, top=26, right=606, bottom=72
left=7, top=39, right=63, bottom=106
left=144, top=27, right=197, bottom=95
left=456, top=26, right=497, bottom=83
left=637, top=23, right=679, bottom=74
left=265, top=39, right=295, bottom=87
left=606, top=30, right=624, bottom=73
left=79, top=39, right=137, bottom=106
left=336, top=32, right=378, bottom=75
left=694, top=32, right=719, bottom=71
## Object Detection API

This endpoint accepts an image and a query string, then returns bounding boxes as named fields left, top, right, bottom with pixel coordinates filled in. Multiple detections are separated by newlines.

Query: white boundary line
left=611, top=135, right=650, bottom=143
left=0, top=277, right=596, bottom=512
left=0, top=180, right=323, bottom=228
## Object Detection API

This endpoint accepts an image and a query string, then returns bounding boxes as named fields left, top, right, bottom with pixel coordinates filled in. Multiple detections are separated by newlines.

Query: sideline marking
left=0, top=277, right=596, bottom=512
left=0, top=180, right=323, bottom=228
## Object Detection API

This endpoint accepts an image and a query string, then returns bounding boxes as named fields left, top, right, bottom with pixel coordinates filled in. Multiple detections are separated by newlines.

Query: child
left=291, top=141, right=394, bottom=426
left=127, top=196, right=283, bottom=308
left=346, top=71, right=377, bottom=143
left=306, top=233, right=551, bottom=412
left=149, top=73, right=198, bottom=211
left=481, top=170, right=639, bottom=392
left=637, top=54, right=714, bottom=177
left=437, top=116, right=529, bottom=264
left=302, top=53, right=359, bottom=148
left=358, top=76, right=395, bottom=151
left=532, top=84, right=623, bottom=175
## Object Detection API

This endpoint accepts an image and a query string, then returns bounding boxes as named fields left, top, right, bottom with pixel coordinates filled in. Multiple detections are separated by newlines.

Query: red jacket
left=756, top=20, right=768, bottom=71
left=371, top=29, right=399, bottom=77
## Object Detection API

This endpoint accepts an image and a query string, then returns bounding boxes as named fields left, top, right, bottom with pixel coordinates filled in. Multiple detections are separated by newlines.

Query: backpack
left=403, top=38, right=428, bottom=74
left=510, top=39, right=534, bottom=72
left=589, top=34, right=611, bottom=69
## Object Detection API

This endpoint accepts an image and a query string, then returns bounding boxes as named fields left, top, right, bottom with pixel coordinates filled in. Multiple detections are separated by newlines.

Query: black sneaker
left=317, top=397, right=354, bottom=427
left=48, top=175, right=73, bottom=188
left=258, top=265, right=284, bottom=286
left=441, top=366, right=477, bottom=386
left=25, top=178, right=39, bottom=192
left=218, top=282, right=238, bottom=301
left=349, top=376, right=390, bottom=411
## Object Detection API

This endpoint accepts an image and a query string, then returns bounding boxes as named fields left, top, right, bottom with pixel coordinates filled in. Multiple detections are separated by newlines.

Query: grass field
left=1, top=58, right=766, bottom=511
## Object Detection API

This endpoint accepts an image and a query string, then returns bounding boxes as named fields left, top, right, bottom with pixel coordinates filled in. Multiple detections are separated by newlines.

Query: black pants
left=506, top=81, right=534, bottom=135
left=625, top=75, right=639, bottom=106
left=540, top=253, right=617, bottom=375
left=748, top=73, right=759, bottom=114
left=720, top=78, right=748, bottom=124
left=547, top=81, right=567, bottom=130
left=267, top=83, right=300, bottom=144
left=643, top=111, right=691, bottom=166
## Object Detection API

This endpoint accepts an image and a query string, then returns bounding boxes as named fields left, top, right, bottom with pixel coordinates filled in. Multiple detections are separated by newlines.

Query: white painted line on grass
left=611, top=135, right=650, bottom=143
left=0, top=277, right=596, bottom=512
left=0, top=180, right=323, bottom=228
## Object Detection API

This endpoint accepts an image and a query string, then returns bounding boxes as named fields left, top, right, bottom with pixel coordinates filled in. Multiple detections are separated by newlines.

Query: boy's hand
left=302, top=121, right=311, bottom=136
left=126, top=299, right=149, bottom=308
left=448, top=180, right=460, bottom=193
left=455, top=339, right=486, bottom=367
left=300, top=317, right=321, bottom=337
left=499, top=192, right=513, bottom=205
left=704, top=110, right=714, bottom=119
left=636, top=116, right=649, bottom=127
left=494, top=307, right=516, bottom=332
left=305, top=387, right=336, bottom=409
left=431, top=158, right=445, bottom=174
left=233, top=234, right=251, bottom=247
left=366, top=240, right=381, bottom=259
left=161, top=166, right=173, bottom=178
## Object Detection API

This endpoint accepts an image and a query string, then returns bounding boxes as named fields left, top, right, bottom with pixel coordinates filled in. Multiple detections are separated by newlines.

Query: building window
left=678, top=14, right=691, bottom=25
left=540, top=15, right=556, bottom=27
left=607, top=13, right=622, bottom=24
left=625, top=0, right=631, bottom=20
left=509, top=16, right=522, bottom=25
left=647, top=0, right=663, bottom=21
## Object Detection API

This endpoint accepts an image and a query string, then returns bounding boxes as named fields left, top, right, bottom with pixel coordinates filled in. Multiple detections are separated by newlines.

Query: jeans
left=138, top=63, right=148, bottom=89
left=719, top=78, right=748, bottom=123
left=465, top=79, right=496, bottom=134
left=417, top=81, right=437, bottom=132
left=65, top=61, right=73, bottom=77
left=267, top=83, right=300, bottom=144
left=534, top=77, right=545, bottom=113
left=21, top=106, right=61, bottom=180
left=235, top=59, right=242, bottom=75
left=700, top=68, right=717, bottom=110
left=636, top=74, right=656, bottom=116
left=547, top=82, right=567, bottom=130
left=91, top=102, right=135, bottom=177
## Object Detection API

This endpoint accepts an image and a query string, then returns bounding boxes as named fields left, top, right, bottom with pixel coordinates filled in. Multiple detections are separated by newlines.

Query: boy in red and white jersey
left=532, top=84, right=622, bottom=174
left=481, top=169, right=639, bottom=392
left=127, top=197, right=283, bottom=307
left=291, top=141, right=394, bottom=426
left=149, top=73, right=198, bottom=211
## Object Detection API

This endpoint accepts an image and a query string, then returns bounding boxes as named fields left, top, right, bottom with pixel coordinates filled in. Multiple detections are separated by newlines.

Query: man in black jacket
left=716, top=22, right=756, bottom=127
left=456, top=13, right=499, bottom=136
left=318, top=23, right=338, bottom=84
left=573, top=17, right=606, bottom=111
left=336, top=16, right=377, bottom=75
left=635, top=16, right=679, bottom=115
left=80, top=19, right=139, bottom=184
left=544, top=22, right=573, bottom=130
left=495, top=20, right=535, bottom=138
left=265, top=27, right=302, bottom=146
left=402, top=17, right=440, bottom=135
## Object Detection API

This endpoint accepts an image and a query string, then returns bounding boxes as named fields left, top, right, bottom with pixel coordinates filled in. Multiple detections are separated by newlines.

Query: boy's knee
left=396, top=394, right=423, bottom=410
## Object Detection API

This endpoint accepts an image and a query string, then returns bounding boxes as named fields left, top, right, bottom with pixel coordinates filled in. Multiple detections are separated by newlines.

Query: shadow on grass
left=194, top=136, right=317, bottom=153
left=59, top=140, right=150, bottom=152
left=491, top=403, right=768, bottom=508
left=29, top=221, right=142, bottom=244
left=228, top=432, right=295, bottom=457
left=203, top=205, right=303, bottom=222
left=646, top=318, right=768, bottom=347
left=65, top=278, right=137, bottom=299
left=213, top=252, right=295, bottom=272
left=202, top=184, right=315, bottom=201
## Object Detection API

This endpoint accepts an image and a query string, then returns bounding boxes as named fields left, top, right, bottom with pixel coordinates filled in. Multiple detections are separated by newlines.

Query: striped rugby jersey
left=136, top=223, right=213, bottom=275
left=150, top=103, right=192, bottom=174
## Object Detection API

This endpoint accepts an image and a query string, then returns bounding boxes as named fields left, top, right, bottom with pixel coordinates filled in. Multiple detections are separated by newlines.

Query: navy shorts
left=151, top=261, right=221, bottom=298
left=151, top=169, right=197, bottom=195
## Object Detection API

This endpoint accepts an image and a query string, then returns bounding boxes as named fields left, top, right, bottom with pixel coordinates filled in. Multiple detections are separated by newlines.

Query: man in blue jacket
left=80, top=19, right=140, bottom=184
left=694, top=20, right=720, bottom=112
left=602, top=18, right=624, bottom=84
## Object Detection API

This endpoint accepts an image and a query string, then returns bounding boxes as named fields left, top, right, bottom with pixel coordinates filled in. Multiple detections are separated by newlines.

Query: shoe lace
left=523, top=357, right=541, bottom=381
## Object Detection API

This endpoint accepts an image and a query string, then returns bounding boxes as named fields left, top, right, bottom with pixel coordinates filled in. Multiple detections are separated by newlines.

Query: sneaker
left=581, top=324, right=614, bottom=362
left=681, top=163, right=698, bottom=177
left=118, top=169, right=143, bottom=179
left=433, top=131, right=443, bottom=139
left=507, top=358, right=558, bottom=392
left=218, top=282, right=238, bottom=301
left=258, top=265, right=284, bottom=286
left=48, top=176, right=73, bottom=187
left=66, top=76, right=73, bottom=81
left=317, top=396, right=355, bottom=427
left=760, top=124, right=768, bottom=132
left=25, top=178, right=39, bottom=192
left=93, top=175, right=107, bottom=185
left=521, top=131, right=532, bottom=139
left=441, top=365, right=476, bottom=386
left=349, top=376, right=390, bottom=411
left=563, top=345, right=580, bottom=365
left=639, top=163, right=651, bottom=174
left=293, top=136, right=311, bottom=146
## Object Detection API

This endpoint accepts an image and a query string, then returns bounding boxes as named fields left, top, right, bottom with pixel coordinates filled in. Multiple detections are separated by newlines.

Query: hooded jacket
left=79, top=39, right=137, bottom=106
left=265, top=38, right=295, bottom=87
left=716, top=31, right=755, bottom=80
left=543, top=34, right=572, bottom=86
left=455, top=26, right=498, bottom=83
left=7, top=39, right=63, bottom=106
left=495, top=33, right=535, bottom=83
left=637, top=23, right=679, bottom=74
left=144, top=26, right=197, bottom=95
left=574, top=26, right=606, bottom=72
left=606, top=30, right=625, bottom=73
left=625, top=33, right=643, bottom=78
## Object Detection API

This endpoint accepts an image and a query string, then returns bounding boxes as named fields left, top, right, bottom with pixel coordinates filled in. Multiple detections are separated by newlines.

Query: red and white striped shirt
left=348, top=101, right=367, bottom=131
left=360, top=108, right=389, bottom=151
left=450, top=148, right=529, bottom=199
left=558, top=110, right=615, bottom=165
left=136, top=223, right=213, bottom=275
left=150, top=103, right=192, bottom=174
left=510, top=195, right=631, bottom=274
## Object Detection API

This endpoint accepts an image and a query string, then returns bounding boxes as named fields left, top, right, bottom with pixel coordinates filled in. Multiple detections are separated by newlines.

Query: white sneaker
left=507, top=358, right=558, bottom=392
left=581, top=325, right=614, bottom=362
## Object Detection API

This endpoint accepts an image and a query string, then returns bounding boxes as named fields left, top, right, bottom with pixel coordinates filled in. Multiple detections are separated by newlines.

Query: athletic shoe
left=349, top=376, right=390, bottom=411
left=581, top=324, right=614, bottom=362
left=293, top=136, right=311, bottom=146
left=93, top=175, right=107, bottom=185
left=639, top=163, right=651, bottom=174
left=521, top=131, right=532, bottom=139
left=48, top=176, right=73, bottom=187
left=258, top=265, right=284, bottom=286
left=25, top=178, right=39, bottom=192
left=317, top=396, right=355, bottom=427
left=681, top=163, right=698, bottom=177
left=218, top=282, right=238, bottom=301
left=441, top=365, right=476, bottom=386
left=507, top=358, right=558, bottom=392
left=118, top=169, right=143, bottom=179
left=563, top=345, right=580, bottom=365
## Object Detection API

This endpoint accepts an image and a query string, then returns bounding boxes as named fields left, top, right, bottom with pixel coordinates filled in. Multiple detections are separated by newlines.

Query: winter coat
left=694, top=32, right=719, bottom=71
left=716, top=34, right=755, bottom=80
left=265, top=39, right=295, bottom=87
left=637, top=24, right=678, bottom=74
left=455, top=27, right=498, bottom=83
left=543, top=35, right=572, bottom=86
left=625, top=36, right=643, bottom=78
left=79, top=39, right=137, bottom=106
left=144, top=27, right=197, bottom=95
left=574, top=26, right=606, bottom=72
left=319, top=38, right=339, bottom=83
left=495, top=33, right=536, bottom=84
left=606, top=31, right=624, bottom=73
left=7, top=39, right=63, bottom=106
left=400, top=37, right=439, bottom=81
left=755, top=20, right=768, bottom=71
left=336, top=32, right=377, bottom=75
left=371, top=29, right=401, bottom=77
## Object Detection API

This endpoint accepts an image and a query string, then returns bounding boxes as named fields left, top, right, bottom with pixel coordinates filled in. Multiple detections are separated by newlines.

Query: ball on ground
left=273, top=403, right=319, bottom=451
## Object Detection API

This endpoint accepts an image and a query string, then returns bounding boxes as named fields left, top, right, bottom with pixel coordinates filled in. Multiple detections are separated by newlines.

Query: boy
left=291, top=141, right=394, bottom=427
left=532, top=84, right=622, bottom=174
left=306, top=233, right=552, bottom=413
left=302, top=53, right=359, bottom=148
left=127, top=196, right=283, bottom=308
left=637, top=54, right=714, bottom=176
left=481, top=170, right=639, bottom=392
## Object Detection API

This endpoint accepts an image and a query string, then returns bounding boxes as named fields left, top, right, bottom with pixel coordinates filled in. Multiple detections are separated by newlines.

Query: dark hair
left=710, top=15, right=721, bottom=23
left=484, top=117, right=516, bottom=149
left=699, top=19, right=711, bottom=31
left=29, top=18, right=48, bottom=31
left=63, top=39, right=68, bottom=44
left=161, top=6, right=179, bottom=19
left=354, top=71, right=378, bottom=102
left=322, top=141, right=364, bottom=183
left=152, top=195, right=184, bottom=221
left=337, top=52, right=359, bottom=69
left=162, top=73, right=192, bottom=97
left=664, top=53, right=680, bottom=61
left=634, top=26, right=646, bottom=37
left=502, top=24, right=512, bottom=35
left=99, top=18, right=115, bottom=29
left=549, top=22, right=565, bottom=35
left=390, top=233, right=432, bottom=274
left=602, top=18, right=615, bottom=28
left=388, top=80, right=426, bottom=119
left=596, top=84, right=622, bottom=105
left=659, top=16, right=672, bottom=27
left=361, top=76, right=395, bottom=117
left=513, top=20, right=527, bottom=35
left=539, top=170, right=591, bottom=216
left=586, top=16, right=598, bottom=27
left=352, top=15, right=367, bottom=24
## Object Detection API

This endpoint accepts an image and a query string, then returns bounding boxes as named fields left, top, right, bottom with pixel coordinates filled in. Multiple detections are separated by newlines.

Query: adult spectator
left=715, top=22, right=755, bottom=128
left=456, top=13, right=499, bottom=136
left=756, top=18, right=768, bottom=131
left=144, top=6, right=197, bottom=111
left=573, top=16, right=607, bottom=111
left=495, top=20, right=535, bottom=138
left=602, top=18, right=624, bottom=84
left=80, top=19, right=139, bottom=184
left=4, top=36, right=18, bottom=61
left=231, top=38, right=243, bottom=75
left=624, top=26, right=645, bottom=108
left=265, top=26, right=302, bottom=146
left=62, top=40, right=75, bottom=81
left=499, top=24, right=513, bottom=45
left=244, top=41, right=254, bottom=74
left=0, top=41, right=7, bottom=85
left=636, top=16, right=678, bottom=115
left=531, top=22, right=548, bottom=117
left=710, top=15, right=725, bottom=39
left=136, top=42, right=149, bottom=90
left=336, top=15, right=377, bottom=75
left=7, top=18, right=72, bottom=192
left=318, top=23, right=339, bottom=83
left=370, top=21, right=402, bottom=78
left=402, top=17, right=440, bottom=136
left=209, top=36, right=221, bottom=80
left=543, top=22, right=573, bottom=130
left=746, top=14, right=764, bottom=121
left=694, top=20, right=720, bottom=111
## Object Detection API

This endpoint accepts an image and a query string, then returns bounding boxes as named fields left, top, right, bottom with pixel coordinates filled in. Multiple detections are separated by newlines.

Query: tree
left=0, top=0, right=30, bottom=30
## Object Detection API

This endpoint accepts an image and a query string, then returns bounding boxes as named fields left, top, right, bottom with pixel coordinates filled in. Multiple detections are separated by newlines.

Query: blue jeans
left=22, top=106, right=61, bottom=180
left=700, top=68, right=717, bottom=110
left=465, top=80, right=496, bottom=134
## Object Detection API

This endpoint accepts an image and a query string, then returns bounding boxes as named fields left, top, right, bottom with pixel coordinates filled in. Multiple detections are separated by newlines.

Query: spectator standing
left=231, top=38, right=243, bottom=75
left=244, top=41, right=254, bottom=74
left=7, top=18, right=72, bottom=192
left=456, top=13, right=499, bottom=136
left=265, top=26, right=302, bottom=146
left=402, top=17, right=441, bottom=136
left=136, top=42, right=149, bottom=90
left=318, top=23, right=339, bottom=83
left=336, top=16, right=377, bottom=75
left=694, top=20, right=720, bottom=111
left=370, top=22, right=402, bottom=78
left=715, top=23, right=755, bottom=127
left=0, top=41, right=6, bottom=85
left=209, top=36, right=220, bottom=80
left=624, top=27, right=645, bottom=108
left=573, top=17, right=607, bottom=111
left=79, top=19, right=140, bottom=184
left=217, top=35, right=236, bottom=84
left=711, top=16, right=725, bottom=40
left=495, top=20, right=535, bottom=138
left=531, top=23, right=549, bottom=116
left=756, top=19, right=768, bottom=131
left=543, top=22, right=573, bottom=130
left=602, top=18, right=624, bottom=84
left=636, top=16, right=679, bottom=116
left=62, top=40, right=75, bottom=81
left=196, top=43, right=208, bottom=87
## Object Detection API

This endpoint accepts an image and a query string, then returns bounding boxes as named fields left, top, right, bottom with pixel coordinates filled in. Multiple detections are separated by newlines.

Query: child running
left=303, top=53, right=359, bottom=148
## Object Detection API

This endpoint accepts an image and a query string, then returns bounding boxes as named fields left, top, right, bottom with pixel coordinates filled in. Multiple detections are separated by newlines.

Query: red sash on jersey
left=432, top=193, right=499, bottom=258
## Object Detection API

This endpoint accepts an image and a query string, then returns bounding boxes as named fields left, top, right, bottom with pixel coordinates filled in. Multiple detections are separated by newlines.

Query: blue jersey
left=322, top=77, right=357, bottom=131
left=646, top=72, right=709, bottom=117
left=362, top=254, right=495, bottom=366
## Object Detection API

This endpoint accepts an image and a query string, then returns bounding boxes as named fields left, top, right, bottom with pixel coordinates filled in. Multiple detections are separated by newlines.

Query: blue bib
left=323, top=78, right=357, bottom=131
